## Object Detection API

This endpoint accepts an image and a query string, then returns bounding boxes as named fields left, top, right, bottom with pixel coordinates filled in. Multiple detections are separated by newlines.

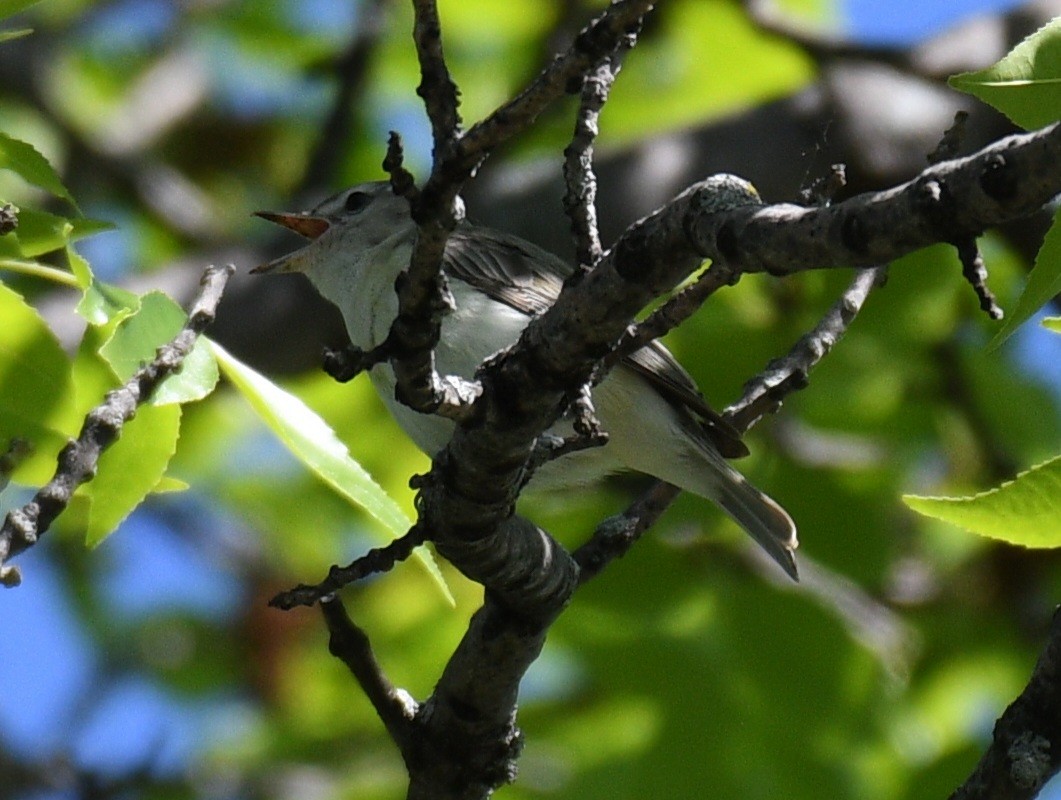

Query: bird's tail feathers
left=678, top=446, right=799, bottom=580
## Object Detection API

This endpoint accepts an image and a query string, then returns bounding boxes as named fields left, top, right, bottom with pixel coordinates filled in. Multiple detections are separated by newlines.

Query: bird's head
left=251, top=182, right=410, bottom=275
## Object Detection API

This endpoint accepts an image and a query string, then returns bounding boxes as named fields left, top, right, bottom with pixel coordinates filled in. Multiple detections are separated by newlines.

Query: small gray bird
left=254, top=180, right=799, bottom=578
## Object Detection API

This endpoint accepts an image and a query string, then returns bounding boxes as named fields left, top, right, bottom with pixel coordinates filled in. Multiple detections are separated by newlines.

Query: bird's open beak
left=250, top=211, right=331, bottom=274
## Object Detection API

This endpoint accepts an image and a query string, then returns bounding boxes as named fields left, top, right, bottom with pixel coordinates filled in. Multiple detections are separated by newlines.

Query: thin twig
left=383, top=131, right=419, bottom=202
left=563, top=40, right=634, bottom=270
left=270, top=524, right=428, bottom=609
left=726, top=265, right=887, bottom=432
left=955, top=237, right=1003, bottom=320
left=322, top=341, right=391, bottom=383
left=412, top=0, right=462, bottom=159
left=603, top=263, right=736, bottom=376
left=928, top=111, right=970, bottom=165
left=452, top=0, right=655, bottom=178
left=0, top=264, right=233, bottom=587
left=320, top=596, right=419, bottom=751
left=573, top=481, right=681, bottom=583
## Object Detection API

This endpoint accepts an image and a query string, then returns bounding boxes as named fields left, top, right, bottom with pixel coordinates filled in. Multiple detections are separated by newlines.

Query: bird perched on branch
left=254, top=179, right=798, bottom=579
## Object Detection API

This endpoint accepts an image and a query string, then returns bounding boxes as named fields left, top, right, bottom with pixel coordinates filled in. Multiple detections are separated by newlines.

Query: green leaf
left=67, top=246, right=142, bottom=324
left=601, top=1, right=814, bottom=145
left=67, top=321, right=185, bottom=547
left=989, top=210, right=1061, bottom=348
left=83, top=402, right=182, bottom=547
left=1044, top=316, right=1061, bottom=333
left=153, top=475, right=189, bottom=493
left=0, top=207, right=111, bottom=258
left=0, top=131, right=76, bottom=206
left=99, top=291, right=219, bottom=405
left=66, top=244, right=92, bottom=288
left=949, top=17, right=1061, bottom=130
left=903, top=455, right=1061, bottom=547
left=0, top=282, right=77, bottom=484
left=209, top=339, right=453, bottom=604
left=76, top=277, right=142, bottom=325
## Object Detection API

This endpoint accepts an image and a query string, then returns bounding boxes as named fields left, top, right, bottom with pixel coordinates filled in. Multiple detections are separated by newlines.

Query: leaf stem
left=0, top=259, right=80, bottom=288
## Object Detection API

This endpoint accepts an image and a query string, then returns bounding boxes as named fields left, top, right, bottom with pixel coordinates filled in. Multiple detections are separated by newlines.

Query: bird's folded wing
left=445, top=225, right=748, bottom=458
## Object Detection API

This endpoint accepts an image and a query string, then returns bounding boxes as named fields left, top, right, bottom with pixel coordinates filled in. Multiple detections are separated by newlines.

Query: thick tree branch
left=950, top=608, right=1061, bottom=800
left=0, top=264, right=233, bottom=586
left=299, top=13, right=1061, bottom=800
left=310, top=120, right=1060, bottom=800
left=406, top=598, right=550, bottom=800
left=419, top=177, right=761, bottom=600
left=687, top=124, right=1061, bottom=275
left=421, top=117, right=1061, bottom=606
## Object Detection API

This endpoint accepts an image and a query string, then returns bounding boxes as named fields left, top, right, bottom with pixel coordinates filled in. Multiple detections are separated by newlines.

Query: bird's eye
left=344, top=191, right=372, bottom=213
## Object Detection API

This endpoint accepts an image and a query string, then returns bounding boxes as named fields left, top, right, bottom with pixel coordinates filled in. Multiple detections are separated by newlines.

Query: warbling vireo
left=253, top=180, right=799, bottom=579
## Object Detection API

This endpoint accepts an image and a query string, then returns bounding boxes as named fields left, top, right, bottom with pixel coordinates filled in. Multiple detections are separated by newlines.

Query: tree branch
left=270, top=524, right=428, bottom=609
left=573, top=481, right=681, bottom=582
left=950, top=608, right=1061, bottom=800
left=726, top=264, right=888, bottom=431
left=405, top=598, right=550, bottom=800
left=686, top=124, right=1061, bottom=276
left=301, top=13, right=1061, bottom=800
left=452, top=0, right=654, bottom=180
left=563, top=40, right=634, bottom=269
left=412, top=0, right=463, bottom=159
left=320, top=597, right=419, bottom=753
left=386, top=2, right=658, bottom=429
left=0, top=264, right=233, bottom=587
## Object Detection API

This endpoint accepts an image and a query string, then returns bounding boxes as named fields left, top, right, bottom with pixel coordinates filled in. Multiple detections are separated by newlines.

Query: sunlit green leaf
left=600, top=0, right=814, bottom=145
left=0, top=281, right=76, bottom=484
left=99, top=291, right=219, bottom=405
left=0, top=207, right=110, bottom=258
left=949, top=17, right=1061, bottom=129
left=153, top=475, right=189, bottom=493
left=67, top=245, right=141, bottom=324
left=0, top=131, right=76, bottom=205
left=1044, top=316, right=1061, bottom=333
left=209, top=339, right=453, bottom=604
left=989, top=210, right=1061, bottom=348
left=903, top=455, right=1061, bottom=547
left=83, top=402, right=182, bottom=547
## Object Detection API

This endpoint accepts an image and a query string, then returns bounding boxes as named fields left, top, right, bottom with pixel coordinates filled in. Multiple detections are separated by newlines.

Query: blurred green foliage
left=0, top=2, right=1059, bottom=800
